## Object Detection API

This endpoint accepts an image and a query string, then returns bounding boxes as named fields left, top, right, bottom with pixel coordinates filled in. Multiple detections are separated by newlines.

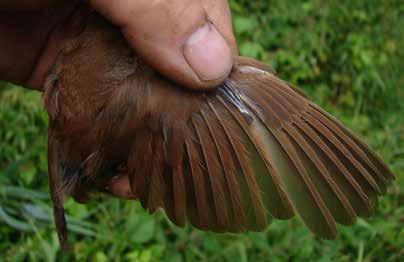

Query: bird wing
left=126, top=60, right=394, bottom=238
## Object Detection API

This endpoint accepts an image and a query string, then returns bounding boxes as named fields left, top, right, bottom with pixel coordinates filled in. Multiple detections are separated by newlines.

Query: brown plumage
left=42, top=12, right=395, bottom=250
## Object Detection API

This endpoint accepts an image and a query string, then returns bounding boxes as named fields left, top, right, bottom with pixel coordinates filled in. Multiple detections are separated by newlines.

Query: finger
left=90, top=0, right=236, bottom=89
left=106, top=174, right=136, bottom=199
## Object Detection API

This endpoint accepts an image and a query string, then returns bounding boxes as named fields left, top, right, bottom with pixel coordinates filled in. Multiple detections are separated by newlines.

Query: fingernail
left=184, top=22, right=232, bottom=82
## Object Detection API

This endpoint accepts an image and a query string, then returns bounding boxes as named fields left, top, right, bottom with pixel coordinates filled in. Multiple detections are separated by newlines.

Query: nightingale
left=38, top=6, right=395, bottom=251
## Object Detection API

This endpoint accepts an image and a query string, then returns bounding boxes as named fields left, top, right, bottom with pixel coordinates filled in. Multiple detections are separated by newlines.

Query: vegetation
left=1, top=1, right=403, bottom=261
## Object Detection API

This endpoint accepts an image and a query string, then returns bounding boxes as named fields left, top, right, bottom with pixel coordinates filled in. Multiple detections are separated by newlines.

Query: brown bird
left=41, top=9, right=394, bottom=251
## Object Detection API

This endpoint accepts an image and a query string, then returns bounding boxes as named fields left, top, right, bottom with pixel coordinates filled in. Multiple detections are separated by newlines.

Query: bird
left=41, top=7, right=395, bottom=251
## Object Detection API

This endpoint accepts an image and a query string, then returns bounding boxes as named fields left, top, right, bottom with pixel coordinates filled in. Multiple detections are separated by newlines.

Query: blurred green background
left=1, top=0, right=403, bottom=261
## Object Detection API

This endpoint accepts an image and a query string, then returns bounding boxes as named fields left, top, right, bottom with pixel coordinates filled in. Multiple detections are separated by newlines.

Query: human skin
left=0, top=0, right=237, bottom=198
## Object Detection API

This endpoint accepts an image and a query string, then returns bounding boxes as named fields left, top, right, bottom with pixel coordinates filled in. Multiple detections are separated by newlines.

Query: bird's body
left=42, top=11, right=394, bottom=250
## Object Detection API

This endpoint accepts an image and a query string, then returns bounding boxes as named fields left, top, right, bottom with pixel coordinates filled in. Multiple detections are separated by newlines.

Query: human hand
left=90, top=0, right=237, bottom=89
left=0, top=0, right=236, bottom=90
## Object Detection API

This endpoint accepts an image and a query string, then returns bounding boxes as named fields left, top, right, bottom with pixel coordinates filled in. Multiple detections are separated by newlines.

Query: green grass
left=1, top=0, right=403, bottom=261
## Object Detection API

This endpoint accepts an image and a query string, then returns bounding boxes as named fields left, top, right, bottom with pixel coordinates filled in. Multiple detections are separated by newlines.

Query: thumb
left=90, top=0, right=236, bottom=89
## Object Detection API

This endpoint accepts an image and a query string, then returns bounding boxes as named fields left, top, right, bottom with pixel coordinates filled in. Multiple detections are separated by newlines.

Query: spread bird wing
left=43, top=12, right=395, bottom=250
left=127, top=61, right=394, bottom=238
